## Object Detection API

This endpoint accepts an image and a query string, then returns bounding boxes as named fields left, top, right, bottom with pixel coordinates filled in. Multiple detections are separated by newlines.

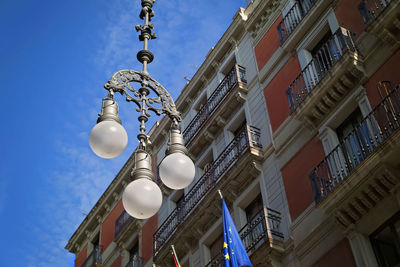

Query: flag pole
left=218, top=189, right=223, bottom=199
left=171, top=245, right=181, bottom=267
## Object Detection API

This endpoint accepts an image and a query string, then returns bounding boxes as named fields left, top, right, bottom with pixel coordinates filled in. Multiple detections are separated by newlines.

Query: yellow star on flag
left=225, top=254, right=230, bottom=260
left=223, top=242, right=228, bottom=248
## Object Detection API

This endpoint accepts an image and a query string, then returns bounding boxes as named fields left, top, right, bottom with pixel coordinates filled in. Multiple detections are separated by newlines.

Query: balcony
left=205, top=207, right=283, bottom=266
left=114, top=210, right=139, bottom=243
left=277, top=0, right=336, bottom=52
left=182, top=64, right=248, bottom=157
left=277, top=0, right=317, bottom=44
left=357, top=0, right=399, bottom=46
left=310, top=83, right=400, bottom=226
left=153, top=125, right=263, bottom=263
left=205, top=252, right=224, bottom=267
left=286, top=28, right=365, bottom=128
left=358, top=0, right=392, bottom=25
left=81, top=245, right=102, bottom=267
left=124, top=255, right=144, bottom=267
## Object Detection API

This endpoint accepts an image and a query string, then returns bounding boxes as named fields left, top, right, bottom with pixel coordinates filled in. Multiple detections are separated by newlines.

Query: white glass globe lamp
left=89, top=120, right=128, bottom=159
left=159, top=152, right=195, bottom=190
left=89, top=98, right=128, bottom=159
left=122, top=178, right=162, bottom=219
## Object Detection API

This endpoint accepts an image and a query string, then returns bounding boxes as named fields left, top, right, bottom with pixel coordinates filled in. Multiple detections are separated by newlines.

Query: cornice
left=173, top=7, right=251, bottom=115
left=245, top=0, right=281, bottom=41
left=148, top=7, right=256, bottom=153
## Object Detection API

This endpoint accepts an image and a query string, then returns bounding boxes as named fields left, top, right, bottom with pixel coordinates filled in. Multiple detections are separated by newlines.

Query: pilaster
left=346, top=228, right=378, bottom=267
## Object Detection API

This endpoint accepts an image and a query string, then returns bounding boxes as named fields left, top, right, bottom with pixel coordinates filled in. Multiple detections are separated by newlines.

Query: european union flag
left=222, top=197, right=252, bottom=267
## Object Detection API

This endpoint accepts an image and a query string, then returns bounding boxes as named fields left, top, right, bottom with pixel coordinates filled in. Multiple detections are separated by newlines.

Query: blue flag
left=222, top=198, right=252, bottom=267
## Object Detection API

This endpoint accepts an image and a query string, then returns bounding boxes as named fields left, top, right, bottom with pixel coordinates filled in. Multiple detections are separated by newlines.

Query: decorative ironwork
left=310, top=83, right=400, bottom=203
left=205, top=250, right=225, bottom=267
left=105, top=70, right=181, bottom=122
left=239, top=207, right=283, bottom=253
left=153, top=125, right=262, bottom=256
left=115, top=210, right=133, bottom=238
left=277, top=0, right=317, bottom=44
left=182, top=64, right=247, bottom=146
left=81, top=245, right=102, bottom=267
left=286, top=28, right=357, bottom=112
left=205, top=207, right=283, bottom=266
left=124, top=255, right=144, bottom=267
left=358, top=0, right=392, bottom=25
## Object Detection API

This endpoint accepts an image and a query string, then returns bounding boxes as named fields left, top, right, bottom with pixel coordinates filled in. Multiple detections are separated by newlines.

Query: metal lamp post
left=89, top=0, right=195, bottom=219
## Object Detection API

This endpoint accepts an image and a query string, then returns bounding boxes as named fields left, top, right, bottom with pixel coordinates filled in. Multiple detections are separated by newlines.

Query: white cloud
left=25, top=139, right=130, bottom=267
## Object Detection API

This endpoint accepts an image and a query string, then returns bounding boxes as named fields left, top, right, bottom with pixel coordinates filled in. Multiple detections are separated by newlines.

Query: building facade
left=66, top=0, right=400, bottom=266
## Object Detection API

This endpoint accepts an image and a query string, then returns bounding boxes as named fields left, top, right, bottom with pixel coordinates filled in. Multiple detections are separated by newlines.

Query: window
left=245, top=195, right=263, bottom=222
left=224, top=119, right=247, bottom=173
left=295, top=10, right=341, bottom=92
left=198, top=150, right=214, bottom=177
left=370, top=213, right=400, bottom=267
left=128, top=242, right=142, bottom=267
left=302, top=27, right=341, bottom=91
left=243, top=195, right=265, bottom=252
left=82, top=233, right=102, bottom=267
left=209, top=233, right=224, bottom=267
left=336, top=108, right=363, bottom=140
left=233, top=120, right=246, bottom=137
left=310, top=30, right=340, bottom=77
left=194, top=93, right=208, bottom=126
left=171, top=191, right=185, bottom=222
left=91, top=233, right=101, bottom=255
left=199, top=153, right=214, bottom=188
left=336, top=107, right=370, bottom=166
left=377, top=81, right=395, bottom=100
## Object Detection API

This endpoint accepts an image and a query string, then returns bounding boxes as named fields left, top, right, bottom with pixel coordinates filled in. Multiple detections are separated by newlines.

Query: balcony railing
left=239, top=207, right=283, bottom=252
left=205, top=251, right=225, bottom=267
left=182, top=64, right=247, bottom=146
left=115, top=210, right=133, bottom=238
left=310, top=83, right=400, bottom=203
left=358, top=0, right=391, bottom=25
left=81, top=245, right=102, bottom=267
left=205, top=207, right=283, bottom=266
left=277, top=0, right=317, bottom=44
left=154, top=125, right=262, bottom=256
left=124, top=255, right=144, bottom=267
left=286, top=28, right=357, bottom=112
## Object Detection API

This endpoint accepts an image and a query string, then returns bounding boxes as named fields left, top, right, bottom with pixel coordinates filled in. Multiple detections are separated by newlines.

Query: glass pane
left=371, top=215, right=400, bottom=267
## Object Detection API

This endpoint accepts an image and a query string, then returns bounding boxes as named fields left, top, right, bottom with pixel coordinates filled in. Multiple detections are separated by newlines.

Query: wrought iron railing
left=81, top=245, right=102, bottom=267
left=310, top=83, right=400, bottom=203
left=286, top=28, right=357, bottom=112
left=205, top=207, right=283, bottom=266
left=239, top=207, right=283, bottom=253
left=115, top=210, right=133, bottom=238
left=153, top=125, right=262, bottom=256
left=124, top=255, right=144, bottom=267
left=182, top=64, right=247, bottom=146
left=205, top=250, right=225, bottom=267
left=277, top=0, right=317, bottom=44
left=358, top=0, right=391, bottom=25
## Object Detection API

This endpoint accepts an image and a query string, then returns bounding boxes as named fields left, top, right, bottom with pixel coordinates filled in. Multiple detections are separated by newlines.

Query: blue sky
left=0, top=0, right=247, bottom=266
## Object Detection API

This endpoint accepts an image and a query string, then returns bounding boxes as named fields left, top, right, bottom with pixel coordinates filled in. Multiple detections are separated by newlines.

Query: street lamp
left=89, top=0, right=195, bottom=219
